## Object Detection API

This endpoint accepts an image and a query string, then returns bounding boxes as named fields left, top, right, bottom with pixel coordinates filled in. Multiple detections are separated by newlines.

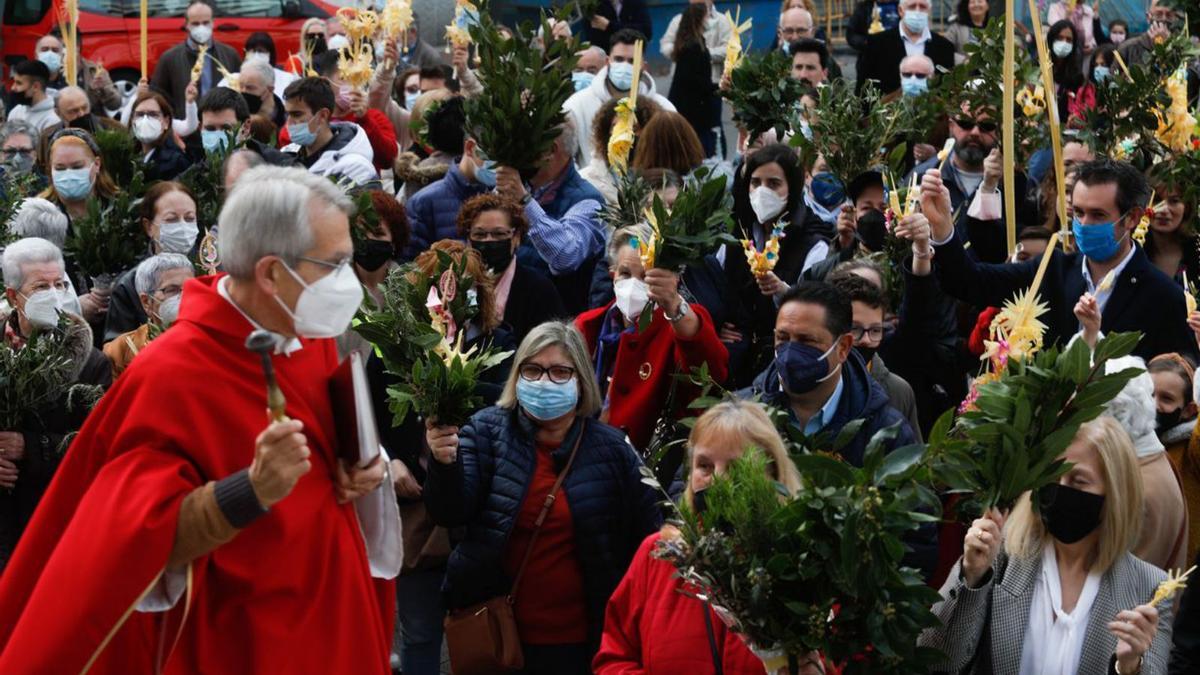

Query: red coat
left=594, top=533, right=768, bottom=675
left=575, top=302, right=728, bottom=451
left=0, top=275, right=391, bottom=674
left=278, top=109, right=398, bottom=172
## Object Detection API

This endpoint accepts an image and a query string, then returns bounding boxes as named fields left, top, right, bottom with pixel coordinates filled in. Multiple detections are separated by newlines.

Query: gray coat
left=920, top=550, right=1172, bottom=674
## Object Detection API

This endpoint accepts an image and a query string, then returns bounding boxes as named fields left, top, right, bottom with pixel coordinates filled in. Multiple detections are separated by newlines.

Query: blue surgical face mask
left=474, top=159, right=497, bottom=187
left=810, top=172, right=845, bottom=210
left=287, top=119, right=317, bottom=147
left=1052, top=40, right=1073, bottom=59
left=608, top=62, right=635, bottom=91
left=1092, top=66, right=1110, bottom=83
left=52, top=166, right=93, bottom=200
left=901, top=75, right=928, bottom=97
left=775, top=341, right=840, bottom=395
left=404, top=91, right=420, bottom=110
left=902, top=10, right=928, bottom=34
left=1072, top=216, right=1127, bottom=263
left=201, top=129, right=229, bottom=154
left=572, top=71, right=595, bottom=92
left=516, top=376, right=579, bottom=421
left=37, top=49, right=62, bottom=74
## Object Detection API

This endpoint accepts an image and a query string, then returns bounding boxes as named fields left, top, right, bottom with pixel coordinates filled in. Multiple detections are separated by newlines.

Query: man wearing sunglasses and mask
left=924, top=157, right=1197, bottom=363
left=0, top=167, right=401, bottom=673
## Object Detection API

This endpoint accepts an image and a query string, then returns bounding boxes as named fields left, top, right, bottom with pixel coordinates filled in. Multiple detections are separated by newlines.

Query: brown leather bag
left=443, top=420, right=587, bottom=675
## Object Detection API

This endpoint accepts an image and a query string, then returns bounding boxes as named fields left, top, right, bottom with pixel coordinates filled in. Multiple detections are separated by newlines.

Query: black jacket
left=933, top=233, right=1199, bottom=362
left=424, top=407, right=662, bottom=648
left=667, top=41, right=719, bottom=133
left=502, top=263, right=567, bottom=345
left=0, top=315, right=112, bottom=571
left=142, top=142, right=193, bottom=183
left=856, top=27, right=955, bottom=95
left=1171, top=548, right=1200, bottom=674
left=584, top=0, right=652, bottom=53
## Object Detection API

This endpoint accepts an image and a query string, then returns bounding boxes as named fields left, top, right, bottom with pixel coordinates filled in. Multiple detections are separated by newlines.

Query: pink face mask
left=336, top=85, right=353, bottom=111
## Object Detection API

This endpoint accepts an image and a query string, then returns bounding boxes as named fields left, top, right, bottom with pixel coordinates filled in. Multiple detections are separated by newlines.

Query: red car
left=0, top=0, right=339, bottom=95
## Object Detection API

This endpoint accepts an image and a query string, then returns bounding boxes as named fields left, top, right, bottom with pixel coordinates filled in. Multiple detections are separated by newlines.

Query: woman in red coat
left=593, top=400, right=830, bottom=675
left=575, top=224, right=729, bottom=452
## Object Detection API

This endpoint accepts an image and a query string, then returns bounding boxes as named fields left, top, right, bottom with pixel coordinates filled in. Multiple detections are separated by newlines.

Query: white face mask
left=158, top=219, right=199, bottom=254
left=157, top=293, right=182, bottom=327
left=21, top=287, right=82, bottom=330
left=327, top=34, right=351, bottom=51
left=613, top=277, right=650, bottom=322
left=1052, top=40, right=1073, bottom=58
left=189, top=24, right=213, bottom=45
left=246, top=51, right=270, bottom=65
left=274, top=261, right=363, bottom=338
left=133, top=115, right=164, bottom=143
left=749, top=186, right=787, bottom=224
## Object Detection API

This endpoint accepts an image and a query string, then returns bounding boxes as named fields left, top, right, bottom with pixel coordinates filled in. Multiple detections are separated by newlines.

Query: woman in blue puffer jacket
left=424, top=320, right=663, bottom=675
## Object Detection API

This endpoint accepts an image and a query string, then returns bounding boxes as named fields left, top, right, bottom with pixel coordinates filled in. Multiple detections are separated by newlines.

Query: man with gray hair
left=0, top=237, right=110, bottom=571
left=0, top=167, right=399, bottom=672
left=9, top=198, right=68, bottom=248
left=102, top=253, right=195, bottom=377
left=237, top=58, right=285, bottom=129
left=494, top=118, right=607, bottom=314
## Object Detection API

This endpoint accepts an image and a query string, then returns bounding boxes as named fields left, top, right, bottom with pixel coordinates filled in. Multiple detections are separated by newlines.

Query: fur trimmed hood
left=393, top=152, right=452, bottom=185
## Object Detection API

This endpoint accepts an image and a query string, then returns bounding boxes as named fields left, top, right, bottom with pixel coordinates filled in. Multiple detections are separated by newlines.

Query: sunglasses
left=954, top=118, right=998, bottom=133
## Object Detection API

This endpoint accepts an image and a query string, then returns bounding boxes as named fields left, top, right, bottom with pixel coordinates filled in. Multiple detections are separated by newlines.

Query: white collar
left=217, top=276, right=303, bottom=356
left=901, top=26, right=931, bottom=45
left=1081, top=243, right=1137, bottom=294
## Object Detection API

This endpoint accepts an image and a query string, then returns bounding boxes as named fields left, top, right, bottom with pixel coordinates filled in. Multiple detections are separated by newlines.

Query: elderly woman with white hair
left=0, top=236, right=111, bottom=571
left=9, top=198, right=68, bottom=248
left=101, top=253, right=194, bottom=378
left=424, top=321, right=663, bottom=675
left=1102, top=355, right=1190, bottom=572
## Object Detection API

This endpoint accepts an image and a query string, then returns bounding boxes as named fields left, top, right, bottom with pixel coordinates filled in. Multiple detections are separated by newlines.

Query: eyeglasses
left=851, top=325, right=885, bottom=342
left=900, top=72, right=929, bottom=79
left=134, top=110, right=163, bottom=120
left=518, top=363, right=576, bottom=384
left=780, top=27, right=812, bottom=37
left=470, top=229, right=514, bottom=242
left=1, top=147, right=33, bottom=157
left=153, top=284, right=183, bottom=298
left=954, top=118, right=998, bottom=133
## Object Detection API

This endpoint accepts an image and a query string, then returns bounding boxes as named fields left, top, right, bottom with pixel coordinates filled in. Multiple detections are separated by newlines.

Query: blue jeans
left=396, top=568, right=446, bottom=675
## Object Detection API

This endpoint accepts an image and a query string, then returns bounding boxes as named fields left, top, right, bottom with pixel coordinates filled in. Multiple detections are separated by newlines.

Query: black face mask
left=856, top=209, right=887, bottom=252
left=472, top=239, right=514, bottom=273
left=68, top=115, right=95, bottom=132
left=354, top=239, right=394, bottom=272
left=1157, top=408, right=1185, bottom=434
left=692, top=487, right=709, bottom=515
left=855, top=345, right=878, bottom=365
left=1036, top=483, right=1105, bottom=544
left=243, top=91, right=263, bottom=115
left=9, top=91, right=32, bottom=108
left=305, top=34, right=328, bottom=57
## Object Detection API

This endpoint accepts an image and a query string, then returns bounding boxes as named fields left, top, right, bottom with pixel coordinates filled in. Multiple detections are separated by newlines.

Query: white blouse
left=1019, top=544, right=1103, bottom=675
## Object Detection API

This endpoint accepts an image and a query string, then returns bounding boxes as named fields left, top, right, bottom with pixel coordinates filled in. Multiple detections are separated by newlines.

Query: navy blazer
left=856, top=27, right=955, bottom=95
left=933, top=233, right=1198, bottom=362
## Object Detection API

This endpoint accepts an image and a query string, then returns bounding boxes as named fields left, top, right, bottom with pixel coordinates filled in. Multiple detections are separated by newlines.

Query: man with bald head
left=779, top=7, right=815, bottom=46
left=898, top=54, right=933, bottom=97
left=37, top=85, right=120, bottom=168
left=571, top=46, right=608, bottom=93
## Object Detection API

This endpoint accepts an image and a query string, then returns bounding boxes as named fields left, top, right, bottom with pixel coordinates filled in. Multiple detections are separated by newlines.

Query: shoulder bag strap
left=508, top=419, right=587, bottom=598
left=702, top=603, right=725, bottom=675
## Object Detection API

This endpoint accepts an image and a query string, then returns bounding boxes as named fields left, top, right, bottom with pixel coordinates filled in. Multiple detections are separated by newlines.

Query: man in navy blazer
left=922, top=158, right=1197, bottom=362
left=856, top=0, right=954, bottom=95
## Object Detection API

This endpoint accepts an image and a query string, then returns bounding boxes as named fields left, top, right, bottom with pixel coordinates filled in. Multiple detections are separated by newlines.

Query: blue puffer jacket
left=739, top=350, right=938, bottom=580
left=403, top=160, right=489, bottom=260
left=423, top=406, right=663, bottom=647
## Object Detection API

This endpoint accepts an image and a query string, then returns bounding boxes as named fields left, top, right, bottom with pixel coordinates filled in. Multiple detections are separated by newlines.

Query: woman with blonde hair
left=595, top=400, right=819, bottom=674
left=424, top=320, right=663, bottom=674
left=40, top=129, right=117, bottom=221
left=919, top=416, right=1173, bottom=674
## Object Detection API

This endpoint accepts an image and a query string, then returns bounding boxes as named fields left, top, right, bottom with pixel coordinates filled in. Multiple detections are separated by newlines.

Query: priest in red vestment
left=0, top=166, right=400, bottom=674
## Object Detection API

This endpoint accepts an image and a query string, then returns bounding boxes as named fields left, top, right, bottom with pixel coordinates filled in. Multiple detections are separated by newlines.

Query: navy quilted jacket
left=423, top=406, right=663, bottom=646
left=402, top=161, right=489, bottom=261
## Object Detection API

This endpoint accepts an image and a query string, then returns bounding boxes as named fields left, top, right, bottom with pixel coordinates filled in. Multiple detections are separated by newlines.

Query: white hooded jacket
left=562, top=65, right=676, bottom=167
left=283, top=121, right=379, bottom=188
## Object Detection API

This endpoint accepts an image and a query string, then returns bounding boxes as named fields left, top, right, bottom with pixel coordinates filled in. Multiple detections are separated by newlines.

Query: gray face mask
left=4, top=152, right=34, bottom=175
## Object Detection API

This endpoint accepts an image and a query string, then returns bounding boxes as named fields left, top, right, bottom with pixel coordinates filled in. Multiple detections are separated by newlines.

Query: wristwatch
left=665, top=299, right=691, bottom=323
left=1114, top=655, right=1143, bottom=674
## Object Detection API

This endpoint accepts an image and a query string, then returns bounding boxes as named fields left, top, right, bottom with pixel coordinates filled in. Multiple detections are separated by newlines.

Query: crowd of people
left=0, top=0, right=1199, bottom=673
